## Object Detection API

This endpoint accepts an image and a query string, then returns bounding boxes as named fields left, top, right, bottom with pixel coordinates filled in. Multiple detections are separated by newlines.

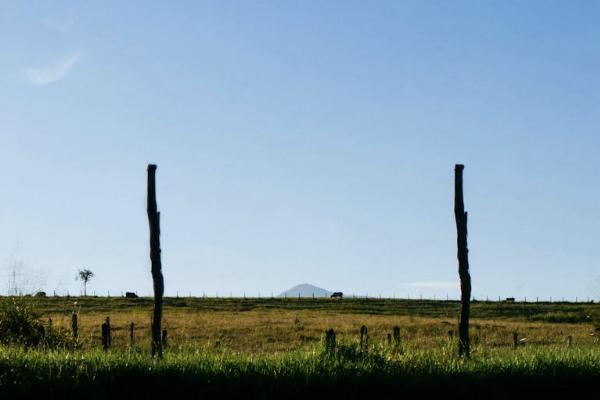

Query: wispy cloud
left=25, top=52, right=81, bottom=86
left=405, top=281, right=456, bottom=289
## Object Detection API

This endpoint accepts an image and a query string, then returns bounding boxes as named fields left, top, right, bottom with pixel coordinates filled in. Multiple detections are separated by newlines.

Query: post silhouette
left=71, top=313, right=78, bottom=340
left=101, top=317, right=111, bottom=350
left=129, top=322, right=135, bottom=346
left=162, top=329, right=168, bottom=349
left=360, top=325, right=368, bottom=352
left=148, top=164, right=164, bottom=358
left=324, top=329, right=336, bottom=354
left=454, top=164, right=472, bottom=357
left=392, top=326, right=401, bottom=347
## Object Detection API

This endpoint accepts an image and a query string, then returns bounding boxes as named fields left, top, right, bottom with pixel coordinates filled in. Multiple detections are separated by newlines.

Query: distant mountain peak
left=279, top=283, right=332, bottom=298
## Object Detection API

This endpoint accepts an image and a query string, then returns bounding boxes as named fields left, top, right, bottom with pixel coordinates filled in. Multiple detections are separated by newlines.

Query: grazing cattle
left=125, top=292, right=138, bottom=299
left=505, top=297, right=515, bottom=303
left=330, top=292, right=343, bottom=299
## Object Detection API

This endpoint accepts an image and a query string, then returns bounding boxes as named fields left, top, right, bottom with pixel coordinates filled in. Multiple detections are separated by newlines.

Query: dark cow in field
left=330, top=292, right=343, bottom=299
left=125, top=292, right=138, bottom=299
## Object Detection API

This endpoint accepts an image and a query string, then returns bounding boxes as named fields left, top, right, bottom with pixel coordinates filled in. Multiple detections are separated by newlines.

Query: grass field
left=18, top=296, right=600, bottom=352
left=2, top=345, right=600, bottom=399
left=2, top=296, right=600, bottom=399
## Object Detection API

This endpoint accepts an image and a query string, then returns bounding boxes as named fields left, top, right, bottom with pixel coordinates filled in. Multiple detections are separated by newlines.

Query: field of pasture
left=25, top=296, right=600, bottom=352
left=2, top=296, right=600, bottom=399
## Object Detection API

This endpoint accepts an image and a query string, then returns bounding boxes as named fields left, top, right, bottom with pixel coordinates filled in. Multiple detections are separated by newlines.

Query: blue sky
left=0, top=1, right=599, bottom=299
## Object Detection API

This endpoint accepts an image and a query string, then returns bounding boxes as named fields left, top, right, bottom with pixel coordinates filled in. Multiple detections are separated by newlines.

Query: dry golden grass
left=45, top=307, right=597, bottom=353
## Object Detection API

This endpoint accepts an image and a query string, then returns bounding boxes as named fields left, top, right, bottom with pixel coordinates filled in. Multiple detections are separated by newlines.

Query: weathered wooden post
left=454, top=164, right=472, bottom=358
left=101, top=322, right=107, bottom=349
left=162, top=329, right=168, bottom=349
left=71, top=313, right=78, bottom=339
left=102, top=317, right=111, bottom=350
left=129, top=322, right=135, bottom=346
left=324, top=329, right=336, bottom=354
left=392, top=326, right=401, bottom=347
left=513, top=332, right=518, bottom=349
left=360, top=325, right=368, bottom=352
left=107, top=317, right=112, bottom=347
left=567, top=335, right=573, bottom=347
left=147, top=164, right=165, bottom=358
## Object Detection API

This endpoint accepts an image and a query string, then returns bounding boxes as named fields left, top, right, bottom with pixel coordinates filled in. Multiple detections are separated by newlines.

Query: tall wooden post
left=147, top=164, right=164, bottom=357
left=454, top=164, right=471, bottom=357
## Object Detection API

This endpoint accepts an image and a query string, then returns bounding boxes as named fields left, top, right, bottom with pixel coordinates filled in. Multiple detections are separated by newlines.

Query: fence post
left=513, top=332, right=518, bottom=349
left=71, top=313, right=78, bottom=339
left=129, top=322, right=135, bottom=346
left=102, top=317, right=111, bottom=350
left=392, top=326, right=401, bottom=347
left=360, top=325, right=368, bottom=352
left=324, top=329, right=336, bottom=354
left=147, top=164, right=165, bottom=358
left=567, top=335, right=573, bottom=347
left=454, top=164, right=472, bottom=358
left=162, top=329, right=168, bottom=349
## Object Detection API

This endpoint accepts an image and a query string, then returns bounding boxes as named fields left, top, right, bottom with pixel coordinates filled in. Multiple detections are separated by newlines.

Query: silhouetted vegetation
left=77, top=269, right=94, bottom=297
left=0, top=299, right=74, bottom=349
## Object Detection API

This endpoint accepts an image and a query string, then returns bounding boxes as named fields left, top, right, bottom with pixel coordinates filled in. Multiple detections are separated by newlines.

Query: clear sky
left=1, top=1, right=599, bottom=300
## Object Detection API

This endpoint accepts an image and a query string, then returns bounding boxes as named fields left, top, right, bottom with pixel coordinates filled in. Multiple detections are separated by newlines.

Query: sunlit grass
left=10, top=296, right=594, bottom=353
left=2, top=344, right=600, bottom=397
left=2, top=297, right=600, bottom=397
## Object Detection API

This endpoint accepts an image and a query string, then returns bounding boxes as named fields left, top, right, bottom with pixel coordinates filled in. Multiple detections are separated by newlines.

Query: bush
left=0, top=298, right=73, bottom=349
left=0, top=299, right=45, bottom=347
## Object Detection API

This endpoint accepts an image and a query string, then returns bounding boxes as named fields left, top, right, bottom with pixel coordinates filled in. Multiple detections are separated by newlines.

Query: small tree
left=77, top=269, right=94, bottom=296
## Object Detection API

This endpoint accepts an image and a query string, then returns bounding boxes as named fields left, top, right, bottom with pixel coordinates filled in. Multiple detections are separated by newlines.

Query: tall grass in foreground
left=1, top=343, right=600, bottom=399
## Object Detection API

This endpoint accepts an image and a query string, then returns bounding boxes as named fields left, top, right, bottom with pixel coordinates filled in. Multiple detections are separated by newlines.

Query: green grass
left=1, top=344, right=600, bottom=399
left=12, top=296, right=600, bottom=323
left=3, top=297, right=600, bottom=398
